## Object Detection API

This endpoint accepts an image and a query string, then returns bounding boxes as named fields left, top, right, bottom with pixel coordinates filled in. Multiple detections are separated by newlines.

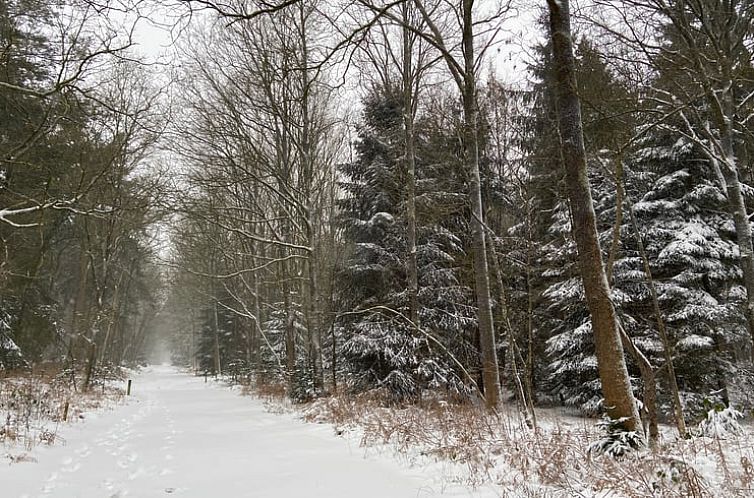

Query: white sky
left=127, top=0, right=543, bottom=87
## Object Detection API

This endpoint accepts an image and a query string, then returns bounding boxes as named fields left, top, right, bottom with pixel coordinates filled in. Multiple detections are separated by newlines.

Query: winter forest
left=3, top=0, right=754, bottom=496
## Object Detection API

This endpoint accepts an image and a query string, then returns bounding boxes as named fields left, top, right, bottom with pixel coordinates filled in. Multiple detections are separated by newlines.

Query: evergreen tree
left=336, top=86, right=475, bottom=400
left=524, top=37, right=640, bottom=412
left=621, top=129, right=745, bottom=416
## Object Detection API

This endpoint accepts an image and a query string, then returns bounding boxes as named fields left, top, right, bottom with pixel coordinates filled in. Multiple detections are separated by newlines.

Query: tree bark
left=402, top=3, right=420, bottom=329
left=213, top=298, right=222, bottom=376
left=462, top=0, right=500, bottom=409
left=547, top=0, right=640, bottom=432
left=298, top=2, right=324, bottom=391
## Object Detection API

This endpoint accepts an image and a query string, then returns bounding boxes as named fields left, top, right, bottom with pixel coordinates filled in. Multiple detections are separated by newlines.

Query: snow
left=0, top=334, right=20, bottom=352
left=1, top=365, right=497, bottom=497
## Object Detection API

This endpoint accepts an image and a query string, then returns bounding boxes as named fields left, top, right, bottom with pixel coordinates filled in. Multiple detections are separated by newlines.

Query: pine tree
left=521, top=36, right=639, bottom=413
left=336, top=86, right=476, bottom=400
left=621, top=129, right=745, bottom=416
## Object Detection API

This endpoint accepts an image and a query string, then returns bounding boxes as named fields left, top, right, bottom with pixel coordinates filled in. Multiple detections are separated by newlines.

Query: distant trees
left=166, top=1, right=341, bottom=396
left=0, top=0, right=164, bottom=373
left=51, top=0, right=754, bottom=435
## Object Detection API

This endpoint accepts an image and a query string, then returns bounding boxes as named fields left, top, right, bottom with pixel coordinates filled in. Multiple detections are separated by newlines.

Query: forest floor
left=3, top=365, right=754, bottom=497
left=259, top=384, right=754, bottom=497
left=0, top=365, right=497, bottom=497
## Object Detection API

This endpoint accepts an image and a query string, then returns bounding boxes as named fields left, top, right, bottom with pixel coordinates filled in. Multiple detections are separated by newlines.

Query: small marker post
left=127, top=379, right=132, bottom=395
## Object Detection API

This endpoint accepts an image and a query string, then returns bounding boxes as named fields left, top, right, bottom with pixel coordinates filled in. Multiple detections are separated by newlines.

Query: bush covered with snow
left=696, top=406, right=744, bottom=438
left=0, top=314, right=27, bottom=370
left=588, top=416, right=643, bottom=458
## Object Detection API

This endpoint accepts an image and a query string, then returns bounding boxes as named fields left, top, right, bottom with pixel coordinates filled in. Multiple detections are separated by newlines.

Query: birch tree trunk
left=547, top=0, right=640, bottom=431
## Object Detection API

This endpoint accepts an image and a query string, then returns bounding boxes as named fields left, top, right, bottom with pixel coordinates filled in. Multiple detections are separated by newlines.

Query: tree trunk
left=213, top=299, right=222, bottom=376
left=462, top=0, right=500, bottom=409
left=712, top=6, right=754, bottom=365
left=402, top=6, right=420, bottom=329
left=618, top=325, right=658, bottom=444
left=282, top=261, right=296, bottom=390
left=190, top=307, right=197, bottom=372
left=82, top=342, right=97, bottom=392
left=719, top=154, right=754, bottom=363
left=252, top=257, right=262, bottom=370
left=489, top=238, right=535, bottom=428
left=298, top=2, right=324, bottom=391
left=547, top=0, right=640, bottom=432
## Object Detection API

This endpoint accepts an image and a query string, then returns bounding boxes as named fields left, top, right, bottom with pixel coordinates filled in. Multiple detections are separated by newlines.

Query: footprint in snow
left=75, top=445, right=91, bottom=458
left=40, top=475, right=58, bottom=495
left=127, top=466, right=146, bottom=480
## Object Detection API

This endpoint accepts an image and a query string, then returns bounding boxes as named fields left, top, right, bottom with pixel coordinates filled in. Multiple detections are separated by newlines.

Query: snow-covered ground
left=2, top=365, right=498, bottom=497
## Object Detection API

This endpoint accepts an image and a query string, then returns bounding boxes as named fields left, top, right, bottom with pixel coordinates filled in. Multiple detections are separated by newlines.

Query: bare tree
left=170, top=3, right=341, bottom=392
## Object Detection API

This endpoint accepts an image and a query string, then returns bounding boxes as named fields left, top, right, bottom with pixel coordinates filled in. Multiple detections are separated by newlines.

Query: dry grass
left=252, top=386, right=754, bottom=497
left=1, top=364, right=126, bottom=453
left=222, top=373, right=754, bottom=496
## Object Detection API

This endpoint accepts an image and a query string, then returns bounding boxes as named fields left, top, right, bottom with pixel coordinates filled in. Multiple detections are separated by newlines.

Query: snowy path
left=3, top=366, right=499, bottom=497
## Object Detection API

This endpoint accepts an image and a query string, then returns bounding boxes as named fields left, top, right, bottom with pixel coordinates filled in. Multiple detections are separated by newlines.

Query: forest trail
left=3, top=366, right=495, bottom=498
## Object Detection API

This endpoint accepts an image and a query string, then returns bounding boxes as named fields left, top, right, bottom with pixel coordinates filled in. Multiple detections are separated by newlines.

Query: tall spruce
left=336, top=87, right=476, bottom=400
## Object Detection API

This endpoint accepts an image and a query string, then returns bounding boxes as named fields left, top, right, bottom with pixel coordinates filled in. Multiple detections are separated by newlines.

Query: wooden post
left=82, top=342, right=97, bottom=392
left=127, top=379, right=132, bottom=395
left=62, top=400, right=69, bottom=422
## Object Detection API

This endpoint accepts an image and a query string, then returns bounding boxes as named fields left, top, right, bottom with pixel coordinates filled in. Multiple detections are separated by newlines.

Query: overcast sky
left=127, top=1, right=542, bottom=87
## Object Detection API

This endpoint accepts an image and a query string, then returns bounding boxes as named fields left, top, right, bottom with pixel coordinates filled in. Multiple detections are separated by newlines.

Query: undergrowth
left=1, top=364, right=127, bottom=455
left=244, top=378, right=754, bottom=497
